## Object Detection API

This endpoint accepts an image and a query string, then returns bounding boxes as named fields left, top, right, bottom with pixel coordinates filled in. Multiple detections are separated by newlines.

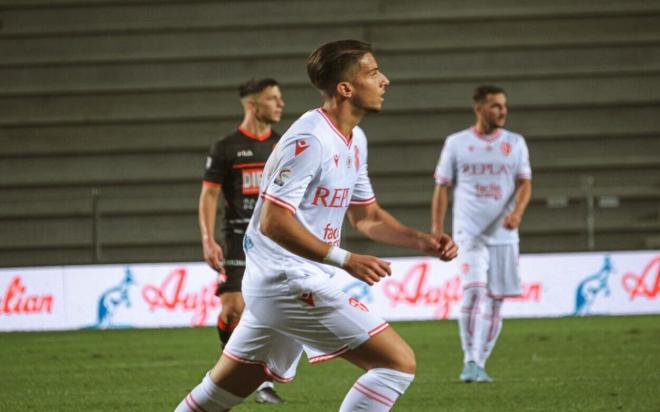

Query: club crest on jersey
left=295, top=139, right=310, bottom=156
left=354, top=146, right=360, bottom=170
left=334, top=154, right=340, bottom=167
left=501, top=142, right=512, bottom=156
left=274, top=168, right=291, bottom=187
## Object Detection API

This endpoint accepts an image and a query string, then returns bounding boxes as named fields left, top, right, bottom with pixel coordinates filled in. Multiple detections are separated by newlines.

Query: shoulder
left=502, top=129, right=526, bottom=143
left=445, top=128, right=471, bottom=145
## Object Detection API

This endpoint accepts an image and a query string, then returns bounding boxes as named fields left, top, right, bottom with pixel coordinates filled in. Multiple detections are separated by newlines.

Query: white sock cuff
left=368, top=368, right=415, bottom=395
left=257, top=380, right=274, bottom=390
left=202, top=372, right=244, bottom=406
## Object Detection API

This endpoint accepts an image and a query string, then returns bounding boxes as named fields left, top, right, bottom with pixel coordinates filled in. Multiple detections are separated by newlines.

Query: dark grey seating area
left=1, top=0, right=659, bottom=267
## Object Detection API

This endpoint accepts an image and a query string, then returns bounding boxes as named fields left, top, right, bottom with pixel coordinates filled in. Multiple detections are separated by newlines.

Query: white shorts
left=223, top=275, right=389, bottom=383
left=457, top=238, right=522, bottom=298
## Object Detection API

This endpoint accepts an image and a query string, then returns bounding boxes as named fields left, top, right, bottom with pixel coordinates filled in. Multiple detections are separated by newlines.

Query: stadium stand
left=1, top=0, right=659, bottom=267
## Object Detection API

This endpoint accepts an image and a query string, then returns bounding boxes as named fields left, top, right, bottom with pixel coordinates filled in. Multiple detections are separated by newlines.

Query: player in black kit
left=198, top=78, right=286, bottom=404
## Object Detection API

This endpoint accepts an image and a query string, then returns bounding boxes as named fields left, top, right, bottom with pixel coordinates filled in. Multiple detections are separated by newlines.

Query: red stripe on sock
left=352, top=384, right=394, bottom=407
left=355, top=382, right=395, bottom=404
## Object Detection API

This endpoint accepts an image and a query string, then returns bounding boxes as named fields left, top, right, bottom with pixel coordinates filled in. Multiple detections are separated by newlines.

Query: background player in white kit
left=175, top=40, right=458, bottom=412
left=432, top=85, right=532, bottom=383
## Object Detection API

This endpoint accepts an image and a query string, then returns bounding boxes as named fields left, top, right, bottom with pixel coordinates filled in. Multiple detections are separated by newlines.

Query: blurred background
left=1, top=0, right=660, bottom=268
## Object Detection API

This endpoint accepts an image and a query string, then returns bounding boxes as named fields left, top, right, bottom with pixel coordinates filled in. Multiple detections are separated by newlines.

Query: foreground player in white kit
left=175, top=40, right=458, bottom=411
left=432, top=85, right=532, bottom=383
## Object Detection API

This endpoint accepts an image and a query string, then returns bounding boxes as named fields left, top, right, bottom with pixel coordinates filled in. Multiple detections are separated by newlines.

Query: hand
left=343, top=253, right=392, bottom=286
left=503, top=212, right=522, bottom=229
left=420, top=232, right=458, bottom=262
left=202, top=239, right=225, bottom=273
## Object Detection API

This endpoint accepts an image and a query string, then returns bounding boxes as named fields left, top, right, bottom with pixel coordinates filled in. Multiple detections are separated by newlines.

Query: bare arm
left=431, top=184, right=450, bottom=236
left=504, top=178, right=532, bottom=229
left=347, top=201, right=457, bottom=261
left=260, top=200, right=392, bottom=285
left=198, top=183, right=224, bottom=271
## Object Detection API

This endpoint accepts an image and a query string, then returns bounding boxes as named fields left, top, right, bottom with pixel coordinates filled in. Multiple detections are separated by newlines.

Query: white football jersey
left=242, top=109, right=375, bottom=297
left=434, top=127, right=532, bottom=245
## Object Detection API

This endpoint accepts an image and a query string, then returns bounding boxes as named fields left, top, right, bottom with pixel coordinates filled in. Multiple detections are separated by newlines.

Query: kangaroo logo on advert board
left=89, top=268, right=136, bottom=329
left=574, top=256, right=614, bottom=316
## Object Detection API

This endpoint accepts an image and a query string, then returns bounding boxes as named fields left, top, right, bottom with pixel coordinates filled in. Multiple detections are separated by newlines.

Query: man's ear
left=336, top=81, right=353, bottom=98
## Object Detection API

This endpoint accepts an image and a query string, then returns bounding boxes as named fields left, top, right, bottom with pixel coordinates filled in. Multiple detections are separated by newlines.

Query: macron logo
left=295, top=140, right=310, bottom=156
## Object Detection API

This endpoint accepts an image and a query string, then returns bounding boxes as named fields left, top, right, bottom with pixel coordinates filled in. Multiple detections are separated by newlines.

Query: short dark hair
left=239, top=78, right=279, bottom=98
left=473, top=85, right=506, bottom=103
left=307, top=40, right=373, bottom=95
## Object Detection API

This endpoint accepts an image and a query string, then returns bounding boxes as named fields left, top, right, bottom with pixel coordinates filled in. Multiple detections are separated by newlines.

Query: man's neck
left=240, top=116, right=271, bottom=138
left=321, top=100, right=364, bottom=140
left=474, top=121, right=499, bottom=136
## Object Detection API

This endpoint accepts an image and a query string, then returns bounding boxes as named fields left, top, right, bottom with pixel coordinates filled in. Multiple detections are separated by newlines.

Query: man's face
left=348, top=53, right=390, bottom=113
left=252, top=85, right=284, bottom=124
left=476, top=92, right=508, bottom=129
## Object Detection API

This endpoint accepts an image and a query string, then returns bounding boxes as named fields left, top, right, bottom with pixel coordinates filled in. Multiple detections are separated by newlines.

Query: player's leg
left=174, top=342, right=267, bottom=411
left=475, top=295, right=503, bottom=382
left=476, top=243, right=521, bottom=382
left=175, top=301, right=301, bottom=411
left=216, top=291, right=244, bottom=347
left=339, top=328, right=416, bottom=411
left=456, top=239, right=489, bottom=382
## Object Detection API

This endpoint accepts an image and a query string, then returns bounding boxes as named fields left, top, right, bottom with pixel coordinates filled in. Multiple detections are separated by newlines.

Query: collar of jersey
left=317, top=108, right=353, bottom=147
left=470, top=126, right=502, bottom=142
left=239, top=126, right=272, bottom=142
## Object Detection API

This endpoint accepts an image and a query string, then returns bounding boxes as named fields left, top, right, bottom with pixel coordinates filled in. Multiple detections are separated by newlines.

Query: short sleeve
left=262, top=135, right=323, bottom=213
left=350, top=144, right=376, bottom=205
left=203, top=140, right=226, bottom=185
left=434, top=138, right=455, bottom=186
left=516, top=138, right=532, bottom=180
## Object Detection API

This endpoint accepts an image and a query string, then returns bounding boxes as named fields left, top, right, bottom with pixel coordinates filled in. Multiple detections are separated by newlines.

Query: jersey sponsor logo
left=322, top=223, right=341, bottom=246
left=241, top=168, right=263, bottom=195
left=500, top=142, right=512, bottom=156
left=295, top=139, right=310, bottom=156
left=273, top=168, right=291, bottom=187
left=0, top=276, right=54, bottom=315
left=475, top=183, right=502, bottom=200
left=312, top=186, right=351, bottom=208
left=237, top=149, right=254, bottom=157
left=461, top=163, right=513, bottom=176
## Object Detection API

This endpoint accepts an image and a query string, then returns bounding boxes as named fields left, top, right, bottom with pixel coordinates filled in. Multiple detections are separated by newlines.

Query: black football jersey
left=203, top=128, right=280, bottom=233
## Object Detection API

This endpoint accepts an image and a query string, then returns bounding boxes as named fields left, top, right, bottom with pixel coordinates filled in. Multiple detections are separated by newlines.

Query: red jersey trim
left=317, top=108, right=352, bottom=147
left=239, top=126, right=272, bottom=142
left=470, top=126, right=502, bottom=142
left=261, top=192, right=296, bottom=214
left=232, top=162, right=267, bottom=169
left=434, top=174, right=452, bottom=186
left=349, top=196, right=376, bottom=206
left=202, top=179, right=221, bottom=187
left=222, top=350, right=294, bottom=383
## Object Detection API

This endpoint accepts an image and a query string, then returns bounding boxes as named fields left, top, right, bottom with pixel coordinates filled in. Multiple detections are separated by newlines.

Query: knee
left=220, top=303, right=243, bottom=324
left=392, top=343, right=416, bottom=374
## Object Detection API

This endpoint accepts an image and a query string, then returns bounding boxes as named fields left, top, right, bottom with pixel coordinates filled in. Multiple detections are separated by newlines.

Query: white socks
left=458, top=287, right=487, bottom=365
left=339, top=368, right=415, bottom=411
left=459, top=288, right=504, bottom=368
left=257, top=380, right=274, bottom=391
left=479, top=297, right=503, bottom=367
left=174, top=372, right=244, bottom=412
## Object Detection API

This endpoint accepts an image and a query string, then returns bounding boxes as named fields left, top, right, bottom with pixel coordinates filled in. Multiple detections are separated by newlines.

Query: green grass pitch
left=1, top=315, right=659, bottom=411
